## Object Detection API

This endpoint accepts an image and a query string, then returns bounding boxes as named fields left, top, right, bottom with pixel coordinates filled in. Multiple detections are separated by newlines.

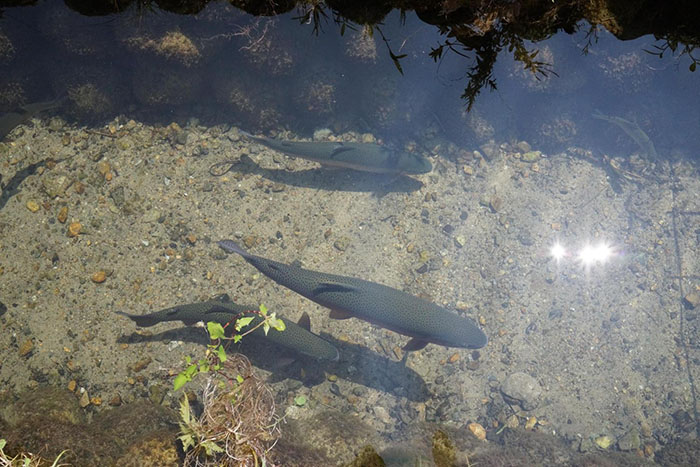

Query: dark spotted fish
left=218, top=240, right=487, bottom=351
left=240, top=131, right=432, bottom=175
left=117, top=297, right=339, bottom=361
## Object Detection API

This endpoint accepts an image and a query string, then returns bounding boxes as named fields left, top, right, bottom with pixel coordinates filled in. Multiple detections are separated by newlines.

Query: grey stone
left=501, top=372, right=542, bottom=410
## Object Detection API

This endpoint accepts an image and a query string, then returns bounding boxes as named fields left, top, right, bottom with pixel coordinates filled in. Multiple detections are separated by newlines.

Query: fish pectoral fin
left=329, top=145, right=354, bottom=159
left=297, top=312, right=311, bottom=330
left=313, top=281, right=357, bottom=294
left=403, top=338, right=429, bottom=352
left=273, top=356, right=297, bottom=368
left=329, top=309, right=354, bottom=320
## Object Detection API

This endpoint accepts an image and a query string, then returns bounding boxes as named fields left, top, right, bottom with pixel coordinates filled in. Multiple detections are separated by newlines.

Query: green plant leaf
left=0, top=438, right=5, bottom=450
left=269, top=312, right=286, bottom=332
left=174, top=373, right=190, bottom=391
left=201, top=440, right=224, bottom=456
left=236, top=374, right=244, bottom=384
left=207, top=321, right=226, bottom=340
left=216, top=344, right=227, bottom=362
left=235, top=316, right=254, bottom=331
left=233, top=334, right=242, bottom=343
left=263, top=321, right=270, bottom=336
left=294, top=395, right=307, bottom=406
left=259, top=303, right=268, bottom=315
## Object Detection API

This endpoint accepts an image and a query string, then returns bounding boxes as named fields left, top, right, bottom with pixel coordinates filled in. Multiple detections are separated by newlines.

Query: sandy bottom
left=0, top=117, right=698, bottom=464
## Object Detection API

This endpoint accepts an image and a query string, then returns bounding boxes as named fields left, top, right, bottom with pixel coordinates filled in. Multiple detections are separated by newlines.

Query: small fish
left=218, top=240, right=487, bottom=352
left=592, top=110, right=659, bottom=161
left=240, top=130, right=432, bottom=175
left=0, top=98, right=65, bottom=141
left=117, top=298, right=339, bottom=361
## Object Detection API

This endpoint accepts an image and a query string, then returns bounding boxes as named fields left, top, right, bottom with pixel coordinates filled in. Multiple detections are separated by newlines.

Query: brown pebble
left=109, top=394, right=122, bottom=406
left=74, top=181, right=85, bottom=194
left=132, top=357, right=152, bottom=372
left=90, top=396, right=102, bottom=406
left=468, top=422, right=487, bottom=440
left=79, top=391, right=90, bottom=408
left=448, top=352, right=460, bottom=363
left=91, top=271, right=106, bottom=283
left=67, top=380, right=77, bottom=392
left=243, top=235, right=256, bottom=249
left=105, top=172, right=113, bottom=182
left=26, top=200, right=40, bottom=212
left=96, top=161, right=111, bottom=176
left=498, top=329, right=508, bottom=337
left=186, top=233, right=197, bottom=245
left=67, top=222, right=82, bottom=237
left=19, top=339, right=34, bottom=357
left=57, top=206, right=68, bottom=223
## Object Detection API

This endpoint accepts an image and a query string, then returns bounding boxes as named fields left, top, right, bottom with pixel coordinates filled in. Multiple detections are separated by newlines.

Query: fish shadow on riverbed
left=118, top=328, right=430, bottom=402
left=214, top=154, right=424, bottom=194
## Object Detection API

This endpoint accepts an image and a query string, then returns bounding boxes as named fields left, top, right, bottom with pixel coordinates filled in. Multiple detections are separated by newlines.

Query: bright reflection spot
left=578, top=242, right=613, bottom=266
left=550, top=242, right=566, bottom=261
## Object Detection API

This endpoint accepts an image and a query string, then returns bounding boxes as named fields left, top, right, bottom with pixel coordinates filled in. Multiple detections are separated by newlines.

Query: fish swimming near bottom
left=240, top=130, right=432, bottom=175
left=117, top=296, right=339, bottom=361
left=0, top=97, right=66, bottom=141
left=218, top=240, right=488, bottom=351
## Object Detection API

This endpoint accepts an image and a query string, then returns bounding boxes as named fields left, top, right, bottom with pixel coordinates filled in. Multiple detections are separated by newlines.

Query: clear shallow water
left=0, top=2, right=698, bottom=465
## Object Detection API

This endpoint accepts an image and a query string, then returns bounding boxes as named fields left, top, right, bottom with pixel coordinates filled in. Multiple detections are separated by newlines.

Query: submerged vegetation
left=45, top=0, right=700, bottom=111
left=178, top=354, right=281, bottom=467
left=175, top=304, right=285, bottom=466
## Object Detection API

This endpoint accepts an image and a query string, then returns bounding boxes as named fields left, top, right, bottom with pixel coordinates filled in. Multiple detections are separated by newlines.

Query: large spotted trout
left=218, top=240, right=487, bottom=351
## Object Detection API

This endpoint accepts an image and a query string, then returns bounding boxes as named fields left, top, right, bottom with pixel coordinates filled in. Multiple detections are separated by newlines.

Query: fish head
left=400, top=152, right=432, bottom=174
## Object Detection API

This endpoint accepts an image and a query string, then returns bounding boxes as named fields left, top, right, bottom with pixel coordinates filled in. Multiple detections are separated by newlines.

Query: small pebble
left=468, top=422, right=486, bottom=440
left=19, top=339, right=34, bottom=357
left=91, top=271, right=106, bottom=283
left=67, top=380, right=77, bottom=392
left=595, top=435, right=613, bottom=449
left=57, top=206, right=68, bottom=223
left=79, top=391, right=90, bottom=408
left=67, top=222, right=82, bottom=237
left=26, top=200, right=40, bottom=212
left=683, top=292, right=700, bottom=309
left=448, top=352, right=460, bottom=363
left=109, top=394, right=122, bottom=406
left=525, top=416, right=537, bottom=429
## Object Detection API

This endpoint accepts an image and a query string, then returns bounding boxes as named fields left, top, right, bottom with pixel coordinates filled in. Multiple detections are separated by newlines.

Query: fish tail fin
left=218, top=239, right=250, bottom=258
left=116, top=311, right=154, bottom=327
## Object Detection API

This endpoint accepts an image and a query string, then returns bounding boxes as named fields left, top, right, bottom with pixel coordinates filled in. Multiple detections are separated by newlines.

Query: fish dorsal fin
left=329, top=309, right=353, bottom=320
left=403, top=338, right=429, bottom=352
left=329, top=144, right=354, bottom=159
left=313, top=281, right=357, bottom=295
left=297, top=312, right=311, bottom=330
left=213, top=293, right=231, bottom=302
